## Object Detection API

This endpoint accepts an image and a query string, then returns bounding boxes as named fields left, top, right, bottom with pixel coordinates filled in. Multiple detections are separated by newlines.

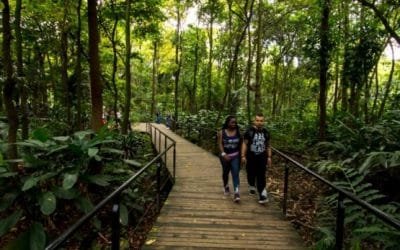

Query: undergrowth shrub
left=312, top=111, right=400, bottom=249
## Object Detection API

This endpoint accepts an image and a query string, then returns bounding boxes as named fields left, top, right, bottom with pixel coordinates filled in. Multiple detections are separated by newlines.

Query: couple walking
left=217, top=113, right=271, bottom=204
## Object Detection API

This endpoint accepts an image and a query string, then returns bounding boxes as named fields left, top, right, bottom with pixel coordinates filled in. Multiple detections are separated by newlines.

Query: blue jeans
left=220, top=156, right=240, bottom=192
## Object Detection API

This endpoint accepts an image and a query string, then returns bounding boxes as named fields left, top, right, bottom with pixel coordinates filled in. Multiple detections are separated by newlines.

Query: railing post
left=283, top=164, right=289, bottom=216
left=156, top=162, right=161, bottom=211
left=158, top=130, right=161, bottom=152
left=173, top=143, right=176, bottom=183
left=164, top=137, right=167, bottom=163
left=336, top=192, right=345, bottom=250
left=111, top=197, right=120, bottom=250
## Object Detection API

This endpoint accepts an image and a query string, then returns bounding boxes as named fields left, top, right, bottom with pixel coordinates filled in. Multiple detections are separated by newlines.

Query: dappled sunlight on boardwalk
left=134, top=123, right=306, bottom=249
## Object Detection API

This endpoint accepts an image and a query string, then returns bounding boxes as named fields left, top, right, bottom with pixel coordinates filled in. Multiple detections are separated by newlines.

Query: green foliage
left=312, top=112, right=400, bottom=249
left=0, top=128, right=122, bottom=247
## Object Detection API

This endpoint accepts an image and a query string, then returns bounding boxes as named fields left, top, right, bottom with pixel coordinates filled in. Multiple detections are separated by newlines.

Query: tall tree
left=151, top=40, right=159, bottom=117
left=75, top=0, right=84, bottom=130
left=2, top=0, right=18, bottom=160
left=15, top=0, right=29, bottom=139
left=122, top=0, right=132, bottom=134
left=254, top=0, right=263, bottom=114
left=61, top=0, right=71, bottom=129
left=319, top=0, right=331, bottom=141
left=88, top=0, right=103, bottom=132
left=174, top=0, right=182, bottom=128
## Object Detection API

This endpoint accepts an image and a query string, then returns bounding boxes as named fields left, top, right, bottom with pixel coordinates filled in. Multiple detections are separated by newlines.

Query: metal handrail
left=170, top=122, right=400, bottom=249
left=272, top=147, right=400, bottom=249
left=46, top=124, right=176, bottom=250
left=147, top=123, right=177, bottom=182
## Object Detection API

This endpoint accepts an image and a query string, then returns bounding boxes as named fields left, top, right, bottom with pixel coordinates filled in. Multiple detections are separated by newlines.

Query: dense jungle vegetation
left=1, top=0, right=400, bottom=249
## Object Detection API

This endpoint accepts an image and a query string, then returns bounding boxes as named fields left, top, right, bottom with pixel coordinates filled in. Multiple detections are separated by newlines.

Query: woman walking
left=217, top=115, right=241, bottom=202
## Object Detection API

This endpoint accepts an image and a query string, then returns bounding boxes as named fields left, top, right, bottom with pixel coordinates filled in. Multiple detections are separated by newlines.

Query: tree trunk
left=122, top=0, right=132, bottom=134
left=206, top=0, right=214, bottom=110
left=245, top=18, right=253, bottom=124
left=61, top=0, right=71, bottom=130
left=88, top=0, right=103, bottom=132
left=191, top=27, right=200, bottom=113
left=110, top=0, right=119, bottom=126
left=378, top=41, right=395, bottom=118
left=151, top=41, right=158, bottom=118
left=224, top=0, right=255, bottom=114
left=340, top=0, right=350, bottom=112
left=2, top=0, right=18, bottom=160
left=272, top=61, right=279, bottom=116
left=75, top=0, right=83, bottom=130
left=174, top=0, right=182, bottom=129
left=319, top=0, right=330, bottom=141
left=15, top=0, right=29, bottom=139
left=254, top=0, right=263, bottom=115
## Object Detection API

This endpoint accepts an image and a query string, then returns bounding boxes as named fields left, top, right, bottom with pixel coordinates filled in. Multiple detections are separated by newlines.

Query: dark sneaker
left=248, top=186, right=256, bottom=195
left=224, top=186, right=230, bottom=195
left=234, top=193, right=240, bottom=202
left=258, top=195, right=269, bottom=204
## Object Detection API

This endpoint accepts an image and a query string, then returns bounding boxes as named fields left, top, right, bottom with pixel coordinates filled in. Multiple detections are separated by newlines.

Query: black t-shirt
left=244, top=126, right=270, bottom=156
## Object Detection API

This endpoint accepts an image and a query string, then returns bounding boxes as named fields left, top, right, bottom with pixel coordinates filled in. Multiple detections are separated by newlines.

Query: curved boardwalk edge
left=134, top=123, right=306, bottom=249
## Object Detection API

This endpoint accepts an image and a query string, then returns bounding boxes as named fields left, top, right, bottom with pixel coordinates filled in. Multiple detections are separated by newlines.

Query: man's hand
left=241, top=156, right=247, bottom=165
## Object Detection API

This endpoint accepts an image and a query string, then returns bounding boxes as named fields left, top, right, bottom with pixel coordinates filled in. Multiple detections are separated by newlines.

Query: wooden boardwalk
left=135, top=123, right=305, bottom=249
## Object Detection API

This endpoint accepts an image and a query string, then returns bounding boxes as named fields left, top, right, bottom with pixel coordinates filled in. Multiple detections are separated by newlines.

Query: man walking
left=241, top=113, right=272, bottom=204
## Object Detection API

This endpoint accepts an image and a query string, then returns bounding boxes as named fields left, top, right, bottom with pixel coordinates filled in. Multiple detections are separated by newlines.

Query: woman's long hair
left=222, top=115, right=240, bottom=135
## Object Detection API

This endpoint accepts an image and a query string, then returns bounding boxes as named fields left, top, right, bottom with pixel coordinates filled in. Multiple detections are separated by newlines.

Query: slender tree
left=75, top=0, right=83, bottom=130
left=88, top=0, right=103, bottom=132
left=2, top=0, right=18, bottom=160
left=122, top=0, right=132, bottom=134
left=174, top=0, right=182, bottom=129
left=319, top=0, right=331, bottom=141
left=15, top=0, right=29, bottom=139
left=254, top=0, right=263, bottom=114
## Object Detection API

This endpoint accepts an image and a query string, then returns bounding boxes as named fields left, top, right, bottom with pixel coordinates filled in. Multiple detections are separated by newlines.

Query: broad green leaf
left=101, top=147, right=124, bottom=155
left=53, top=187, right=79, bottom=200
left=0, top=210, right=22, bottom=237
left=88, top=147, right=99, bottom=157
left=119, top=204, right=129, bottom=226
left=0, top=172, right=17, bottom=178
left=0, top=167, right=5, bottom=173
left=74, top=130, right=93, bottom=141
left=76, top=197, right=94, bottom=214
left=22, top=177, right=39, bottom=191
left=86, top=175, right=110, bottom=186
left=39, top=192, right=56, bottom=215
left=3, top=229, right=30, bottom=249
left=31, top=128, right=50, bottom=142
left=47, top=145, right=69, bottom=155
left=63, top=173, right=78, bottom=189
left=29, top=222, right=46, bottom=250
left=0, top=152, right=6, bottom=166
left=52, top=136, right=70, bottom=142
left=124, top=159, right=142, bottom=167
left=0, top=192, right=19, bottom=211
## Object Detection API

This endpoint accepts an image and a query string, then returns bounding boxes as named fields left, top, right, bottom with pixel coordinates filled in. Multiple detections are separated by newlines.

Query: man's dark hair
left=255, top=113, right=264, bottom=117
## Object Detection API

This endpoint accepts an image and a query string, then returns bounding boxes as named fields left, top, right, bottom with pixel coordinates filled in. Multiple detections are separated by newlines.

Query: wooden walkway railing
left=135, top=123, right=305, bottom=249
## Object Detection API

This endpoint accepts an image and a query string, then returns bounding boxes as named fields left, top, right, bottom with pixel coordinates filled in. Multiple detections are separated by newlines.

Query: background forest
left=1, top=0, right=400, bottom=249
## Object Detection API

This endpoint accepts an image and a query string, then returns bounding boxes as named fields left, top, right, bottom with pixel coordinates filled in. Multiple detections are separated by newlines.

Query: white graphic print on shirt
left=250, top=132, right=265, bottom=155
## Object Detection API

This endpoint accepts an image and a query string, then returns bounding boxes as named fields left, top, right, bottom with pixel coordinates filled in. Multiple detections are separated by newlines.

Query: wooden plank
left=135, top=123, right=306, bottom=249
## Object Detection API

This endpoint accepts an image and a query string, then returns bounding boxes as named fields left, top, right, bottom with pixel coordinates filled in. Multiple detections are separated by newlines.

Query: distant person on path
left=241, top=113, right=272, bottom=204
left=165, top=114, right=171, bottom=129
left=217, top=115, right=242, bottom=202
left=156, top=111, right=161, bottom=124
